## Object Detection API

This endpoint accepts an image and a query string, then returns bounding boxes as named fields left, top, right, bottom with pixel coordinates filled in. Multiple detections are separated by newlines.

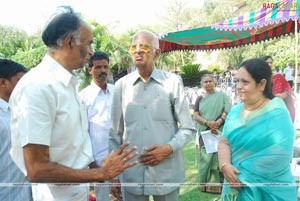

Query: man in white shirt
left=0, top=59, right=32, bottom=201
left=79, top=52, right=115, bottom=201
left=9, top=8, right=137, bottom=201
left=284, top=62, right=294, bottom=88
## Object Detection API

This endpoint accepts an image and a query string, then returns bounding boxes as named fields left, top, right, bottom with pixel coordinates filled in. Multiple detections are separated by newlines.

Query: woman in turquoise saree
left=194, top=74, right=232, bottom=193
left=218, top=59, right=296, bottom=201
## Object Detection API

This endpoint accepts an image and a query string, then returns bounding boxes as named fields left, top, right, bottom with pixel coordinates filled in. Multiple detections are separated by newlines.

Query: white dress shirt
left=79, top=81, right=114, bottom=167
left=9, top=54, right=93, bottom=201
left=284, top=66, right=293, bottom=81
left=0, top=98, right=32, bottom=201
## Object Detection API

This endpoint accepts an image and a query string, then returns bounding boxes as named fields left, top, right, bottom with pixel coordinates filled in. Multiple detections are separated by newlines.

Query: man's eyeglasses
left=129, top=43, right=152, bottom=53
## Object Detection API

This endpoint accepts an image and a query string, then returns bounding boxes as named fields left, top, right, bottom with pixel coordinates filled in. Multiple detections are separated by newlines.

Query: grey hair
left=132, top=30, right=159, bottom=49
left=56, top=29, right=81, bottom=47
left=201, top=74, right=215, bottom=84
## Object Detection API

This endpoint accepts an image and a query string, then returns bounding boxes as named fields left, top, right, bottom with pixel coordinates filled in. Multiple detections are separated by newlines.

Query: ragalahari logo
left=262, top=2, right=299, bottom=9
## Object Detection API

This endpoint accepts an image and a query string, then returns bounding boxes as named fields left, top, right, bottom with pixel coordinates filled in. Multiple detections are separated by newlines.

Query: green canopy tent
left=159, top=0, right=299, bottom=90
left=159, top=20, right=298, bottom=52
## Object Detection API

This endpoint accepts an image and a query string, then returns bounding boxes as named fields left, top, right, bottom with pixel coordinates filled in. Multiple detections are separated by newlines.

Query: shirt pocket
left=152, top=98, right=173, bottom=122
left=124, top=103, right=138, bottom=123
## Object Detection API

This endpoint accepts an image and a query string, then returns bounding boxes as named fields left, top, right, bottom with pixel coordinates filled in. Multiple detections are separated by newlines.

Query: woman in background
left=262, top=55, right=296, bottom=122
left=194, top=74, right=232, bottom=193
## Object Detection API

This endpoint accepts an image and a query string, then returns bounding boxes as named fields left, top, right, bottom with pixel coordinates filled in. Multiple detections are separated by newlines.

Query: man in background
left=0, top=59, right=32, bottom=201
left=284, top=62, right=294, bottom=88
left=79, top=51, right=115, bottom=201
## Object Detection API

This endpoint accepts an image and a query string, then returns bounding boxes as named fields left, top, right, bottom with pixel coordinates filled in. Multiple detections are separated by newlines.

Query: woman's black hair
left=239, top=58, right=275, bottom=99
left=261, top=55, right=273, bottom=61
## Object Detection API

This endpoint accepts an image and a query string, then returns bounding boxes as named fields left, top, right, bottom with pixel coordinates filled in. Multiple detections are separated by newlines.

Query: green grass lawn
left=179, top=140, right=221, bottom=201
left=179, top=129, right=300, bottom=200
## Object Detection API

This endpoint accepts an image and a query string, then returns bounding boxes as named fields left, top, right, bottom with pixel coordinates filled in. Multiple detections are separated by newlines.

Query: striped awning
left=212, top=0, right=299, bottom=31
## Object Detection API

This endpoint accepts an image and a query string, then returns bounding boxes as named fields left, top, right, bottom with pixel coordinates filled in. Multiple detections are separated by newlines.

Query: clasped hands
left=206, top=120, right=222, bottom=134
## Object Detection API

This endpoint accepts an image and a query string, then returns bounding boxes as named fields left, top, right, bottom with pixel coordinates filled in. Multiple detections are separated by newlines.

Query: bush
left=179, top=64, right=201, bottom=87
left=11, top=46, right=47, bottom=69
left=180, top=64, right=210, bottom=87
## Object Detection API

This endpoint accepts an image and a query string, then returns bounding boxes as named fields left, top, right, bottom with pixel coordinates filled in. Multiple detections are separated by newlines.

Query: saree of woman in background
left=272, top=73, right=296, bottom=122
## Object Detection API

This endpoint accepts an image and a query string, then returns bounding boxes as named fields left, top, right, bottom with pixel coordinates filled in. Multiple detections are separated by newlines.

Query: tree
left=11, top=46, right=47, bottom=69
left=157, top=0, right=202, bottom=68
left=77, top=22, right=134, bottom=90
left=0, top=25, right=28, bottom=58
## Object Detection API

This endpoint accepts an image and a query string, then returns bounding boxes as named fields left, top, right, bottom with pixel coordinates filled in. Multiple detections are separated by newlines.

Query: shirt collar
left=43, top=54, right=77, bottom=87
left=0, top=98, right=9, bottom=113
left=132, top=67, right=163, bottom=85
left=91, top=81, right=113, bottom=94
left=91, top=81, right=101, bottom=91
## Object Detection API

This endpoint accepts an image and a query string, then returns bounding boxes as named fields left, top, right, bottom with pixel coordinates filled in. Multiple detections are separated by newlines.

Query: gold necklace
left=244, top=98, right=268, bottom=112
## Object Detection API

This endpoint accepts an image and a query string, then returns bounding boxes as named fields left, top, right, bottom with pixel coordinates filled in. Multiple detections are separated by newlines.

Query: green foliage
left=206, top=63, right=221, bottom=73
left=75, top=67, right=92, bottom=92
left=179, top=64, right=210, bottom=87
left=180, top=64, right=201, bottom=87
left=11, top=46, right=47, bottom=69
left=90, top=21, right=131, bottom=69
left=0, top=25, right=28, bottom=58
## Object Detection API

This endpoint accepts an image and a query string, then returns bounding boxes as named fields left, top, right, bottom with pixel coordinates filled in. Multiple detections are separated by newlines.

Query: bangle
left=220, top=117, right=225, bottom=122
left=219, top=162, right=230, bottom=172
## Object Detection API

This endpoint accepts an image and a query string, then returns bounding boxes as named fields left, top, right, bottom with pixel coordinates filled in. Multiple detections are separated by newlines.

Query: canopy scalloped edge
left=160, top=28, right=298, bottom=54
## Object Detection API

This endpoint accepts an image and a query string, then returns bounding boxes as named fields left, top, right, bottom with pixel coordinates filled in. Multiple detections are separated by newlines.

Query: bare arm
left=193, top=111, right=207, bottom=125
left=218, top=138, right=241, bottom=189
left=24, top=142, right=138, bottom=183
left=275, top=92, right=288, bottom=99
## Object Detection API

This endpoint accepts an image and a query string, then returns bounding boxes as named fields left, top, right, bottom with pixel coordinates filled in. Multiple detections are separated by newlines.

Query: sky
left=0, top=0, right=204, bottom=34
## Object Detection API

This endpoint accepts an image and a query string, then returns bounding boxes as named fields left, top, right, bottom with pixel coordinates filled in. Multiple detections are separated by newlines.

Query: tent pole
left=294, top=19, right=298, bottom=94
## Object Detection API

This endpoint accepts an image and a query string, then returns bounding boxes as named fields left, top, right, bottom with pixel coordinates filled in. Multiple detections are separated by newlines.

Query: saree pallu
left=273, top=74, right=296, bottom=122
left=221, top=98, right=297, bottom=201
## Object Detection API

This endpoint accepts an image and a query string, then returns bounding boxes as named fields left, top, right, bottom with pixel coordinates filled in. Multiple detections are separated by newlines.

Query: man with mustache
left=80, top=51, right=115, bottom=201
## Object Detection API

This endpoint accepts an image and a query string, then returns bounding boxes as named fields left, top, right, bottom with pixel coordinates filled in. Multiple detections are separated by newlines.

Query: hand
left=139, top=144, right=173, bottom=166
left=207, top=120, right=221, bottom=133
left=275, top=92, right=287, bottom=99
left=110, top=179, right=122, bottom=201
left=101, top=142, right=138, bottom=180
left=211, top=128, right=219, bottom=135
left=222, top=164, right=242, bottom=190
